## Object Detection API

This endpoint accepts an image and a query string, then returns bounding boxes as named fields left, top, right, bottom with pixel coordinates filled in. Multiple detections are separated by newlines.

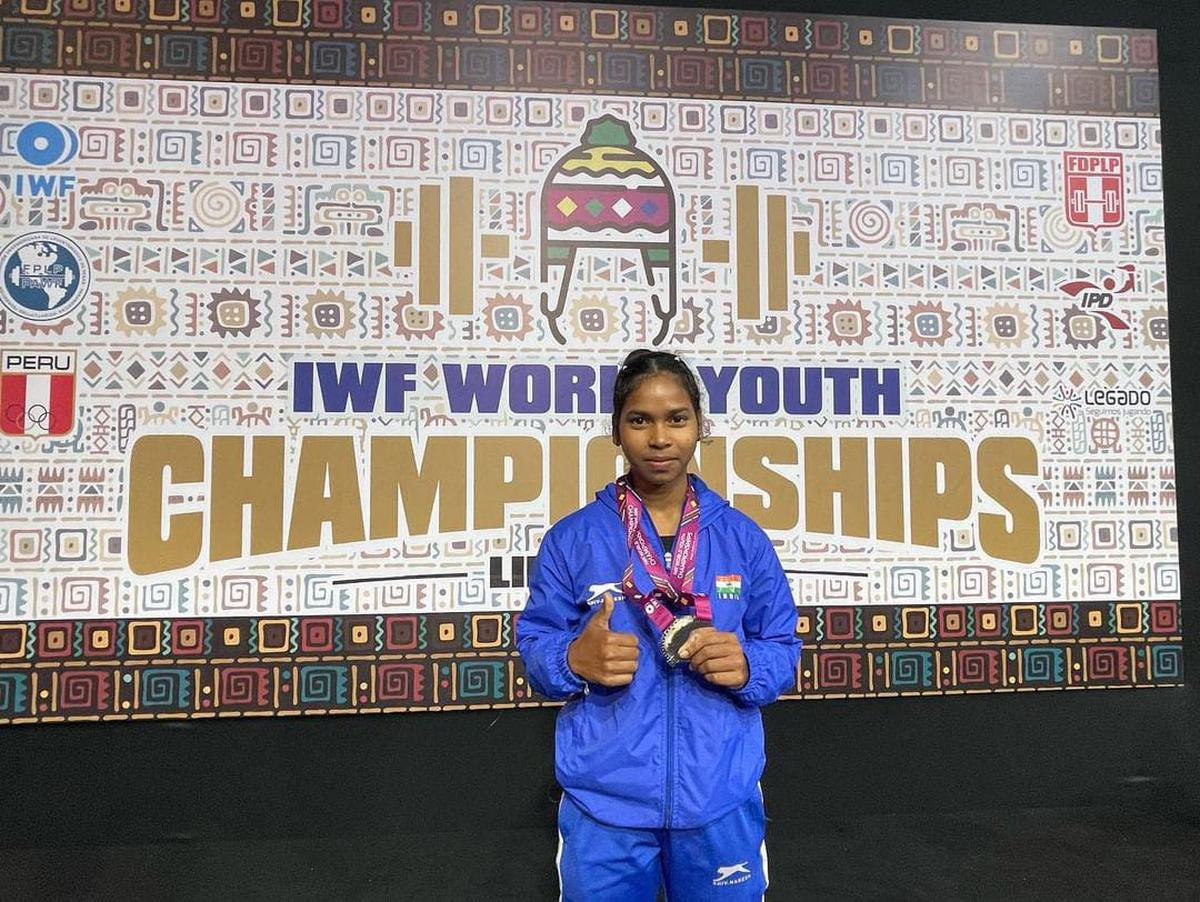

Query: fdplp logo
left=9, top=120, right=79, bottom=197
left=1063, top=151, right=1124, bottom=230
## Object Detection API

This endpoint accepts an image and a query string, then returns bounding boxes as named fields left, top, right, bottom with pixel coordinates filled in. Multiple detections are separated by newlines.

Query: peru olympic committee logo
left=0, top=348, right=77, bottom=438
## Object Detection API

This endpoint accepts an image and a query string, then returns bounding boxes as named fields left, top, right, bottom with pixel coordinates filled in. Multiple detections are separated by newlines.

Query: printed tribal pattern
left=0, top=601, right=1182, bottom=723
left=0, top=3, right=1159, bottom=116
left=0, top=6, right=1178, bottom=726
left=0, top=71, right=1179, bottom=721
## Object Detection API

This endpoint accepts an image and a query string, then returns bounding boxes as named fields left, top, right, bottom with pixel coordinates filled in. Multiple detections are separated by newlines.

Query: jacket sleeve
left=515, top=528, right=589, bottom=700
left=727, top=530, right=801, bottom=708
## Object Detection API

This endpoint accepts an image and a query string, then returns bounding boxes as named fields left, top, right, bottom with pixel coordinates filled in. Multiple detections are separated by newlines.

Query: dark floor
left=4, top=804, right=1198, bottom=900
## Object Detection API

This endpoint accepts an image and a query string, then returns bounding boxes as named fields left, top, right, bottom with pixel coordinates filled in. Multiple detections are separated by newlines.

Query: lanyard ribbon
left=616, top=476, right=712, bottom=632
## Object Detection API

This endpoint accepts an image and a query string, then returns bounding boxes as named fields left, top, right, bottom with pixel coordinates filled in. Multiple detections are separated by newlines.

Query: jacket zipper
left=651, top=527, right=678, bottom=830
left=664, top=664, right=675, bottom=828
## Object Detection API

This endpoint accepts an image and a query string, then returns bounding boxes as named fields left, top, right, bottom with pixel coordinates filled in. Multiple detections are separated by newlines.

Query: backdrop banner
left=0, top=2, right=1179, bottom=723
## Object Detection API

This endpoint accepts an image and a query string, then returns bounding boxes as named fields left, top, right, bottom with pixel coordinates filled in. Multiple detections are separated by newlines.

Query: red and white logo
left=1058, top=264, right=1135, bottom=330
left=0, top=349, right=76, bottom=437
left=1064, top=152, right=1125, bottom=230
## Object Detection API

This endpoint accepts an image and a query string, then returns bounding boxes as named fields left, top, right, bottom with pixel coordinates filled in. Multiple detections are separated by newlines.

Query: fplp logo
left=0, top=231, right=91, bottom=322
left=10, top=120, right=79, bottom=197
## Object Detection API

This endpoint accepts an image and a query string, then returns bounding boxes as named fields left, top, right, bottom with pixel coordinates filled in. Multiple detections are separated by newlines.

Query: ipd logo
left=10, top=120, right=78, bottom=197
left=1058, top=264, right=1135, bottom=335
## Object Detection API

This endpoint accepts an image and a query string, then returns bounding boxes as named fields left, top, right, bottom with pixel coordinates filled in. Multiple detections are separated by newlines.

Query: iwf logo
left=0, top=349, right=76, bottom=438
left=9, top=120, right=79, bottom=197
left=1064, top=152, right=1124, bottom=230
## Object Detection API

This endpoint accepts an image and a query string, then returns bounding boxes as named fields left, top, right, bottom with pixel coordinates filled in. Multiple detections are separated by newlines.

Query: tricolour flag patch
left=1, top=349, right=76, bottom=438
left=715, top=574, right=742, bottom=600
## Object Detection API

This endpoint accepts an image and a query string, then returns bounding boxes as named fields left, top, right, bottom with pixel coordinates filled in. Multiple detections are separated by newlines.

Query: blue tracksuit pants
left=556, top=788, right=769, bottom=901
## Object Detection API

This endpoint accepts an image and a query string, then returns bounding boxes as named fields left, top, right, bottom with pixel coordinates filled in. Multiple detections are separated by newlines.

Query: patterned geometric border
left=0, top=2, right=1159, bottom=115
left=0, top=601, right=1180, bottom=723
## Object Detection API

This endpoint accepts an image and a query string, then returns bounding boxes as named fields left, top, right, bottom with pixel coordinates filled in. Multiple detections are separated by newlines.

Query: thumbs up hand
left=567, top=595, right=641, bottom=687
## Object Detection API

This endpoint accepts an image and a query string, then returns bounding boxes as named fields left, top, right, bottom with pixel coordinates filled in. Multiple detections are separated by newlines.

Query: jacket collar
left=595, top=474, right=730, bottom=531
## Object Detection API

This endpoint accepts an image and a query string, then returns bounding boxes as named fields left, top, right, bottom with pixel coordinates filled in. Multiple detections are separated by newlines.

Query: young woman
left=516, top=349, right=801, bottom=901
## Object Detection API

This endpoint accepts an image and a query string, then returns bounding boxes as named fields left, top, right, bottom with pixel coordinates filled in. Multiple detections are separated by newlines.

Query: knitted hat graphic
left=539, top=115, right=678, bottom=345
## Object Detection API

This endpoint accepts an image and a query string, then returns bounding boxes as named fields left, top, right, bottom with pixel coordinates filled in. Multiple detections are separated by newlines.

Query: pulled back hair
left=611, top=349, right=707, bottom=438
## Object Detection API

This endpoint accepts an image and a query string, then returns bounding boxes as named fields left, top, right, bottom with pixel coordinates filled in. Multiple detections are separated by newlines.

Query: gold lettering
left=369, top=435, right=467, bottom=537
left=804, top=437, right=869, bottom=538
left=287, top=436, right=365, bottom=550
left=977, top=437, right=1040, bottom=564
left=210, top=435, right=284, bottom=561
left=127, top=435, right=204, bottom=576
left=122, top=429, right=1046, bottom=574
left=548, top=435, right=581, bottom=525
left=732, top=437, right=799, bottom=530
left=908, top=438, right=972, bottom=548
left=474, top=436, right=543, bottom=529
left=873, top=437, right=906, bottom=543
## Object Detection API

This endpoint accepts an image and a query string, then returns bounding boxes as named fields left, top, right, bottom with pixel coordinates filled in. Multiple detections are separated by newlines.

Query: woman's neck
left=628, top=472, right=688, bottom=533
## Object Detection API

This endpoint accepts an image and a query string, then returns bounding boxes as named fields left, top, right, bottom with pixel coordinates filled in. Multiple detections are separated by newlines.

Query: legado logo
left=1084, top=388, right=1153, bottom=408
left=0, top=349, right=77, bottom=438
left=1058, top=264, right=1135, bottom=331
left=9, top=120, right=79, bottom=197
left=1063, top=151, right=1124, bottom=230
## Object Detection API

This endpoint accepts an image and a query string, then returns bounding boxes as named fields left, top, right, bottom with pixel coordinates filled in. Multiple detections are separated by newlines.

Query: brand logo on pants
left=713, top=862, right=753, bottom=886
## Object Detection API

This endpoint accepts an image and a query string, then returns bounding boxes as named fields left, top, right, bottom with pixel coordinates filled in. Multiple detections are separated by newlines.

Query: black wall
left=2, top=0, right=1197, bottom=870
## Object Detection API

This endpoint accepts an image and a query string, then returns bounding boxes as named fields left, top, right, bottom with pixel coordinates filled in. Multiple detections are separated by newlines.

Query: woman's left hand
left=678, top=628, right=748, bottom=689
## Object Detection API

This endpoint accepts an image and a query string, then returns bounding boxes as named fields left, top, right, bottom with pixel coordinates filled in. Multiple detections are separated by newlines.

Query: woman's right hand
left=567, top=595, right=640, bottom=687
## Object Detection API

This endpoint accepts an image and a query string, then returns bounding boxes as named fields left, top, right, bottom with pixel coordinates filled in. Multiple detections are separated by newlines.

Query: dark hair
left=611, top=349, right=707, bottom=437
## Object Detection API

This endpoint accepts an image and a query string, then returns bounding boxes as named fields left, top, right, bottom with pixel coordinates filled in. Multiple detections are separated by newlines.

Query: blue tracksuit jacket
left=516, top=477, right=801, bottom=830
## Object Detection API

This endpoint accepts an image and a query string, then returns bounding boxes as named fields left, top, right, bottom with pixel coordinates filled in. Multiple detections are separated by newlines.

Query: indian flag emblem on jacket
left=715, top=574, right=742, bottom=600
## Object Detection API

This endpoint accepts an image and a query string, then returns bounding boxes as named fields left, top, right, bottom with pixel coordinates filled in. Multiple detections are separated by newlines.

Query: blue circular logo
left=16, top=121, right=78, bottom=167
left=0, top=232, right=91, bottom=322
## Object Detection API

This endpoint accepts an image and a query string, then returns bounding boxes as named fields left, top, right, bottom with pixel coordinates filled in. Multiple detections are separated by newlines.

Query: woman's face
left=614, top=372, right=701, bottom=491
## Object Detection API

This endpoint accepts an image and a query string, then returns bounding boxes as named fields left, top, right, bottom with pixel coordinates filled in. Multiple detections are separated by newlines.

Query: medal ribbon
left=616, top=475, right=712, bottom=632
